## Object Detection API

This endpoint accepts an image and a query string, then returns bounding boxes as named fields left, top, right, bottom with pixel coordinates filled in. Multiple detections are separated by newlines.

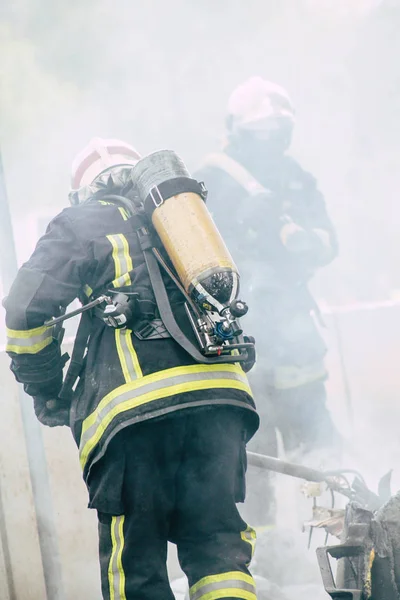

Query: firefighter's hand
left=33, top=396, right=70, bottom=427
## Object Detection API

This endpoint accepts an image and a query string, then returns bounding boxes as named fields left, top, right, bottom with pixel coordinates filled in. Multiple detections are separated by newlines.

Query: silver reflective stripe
left=7, top=331, right=51, bottom=347
left=6, top=326, right=53, bottom=354
left=108, top=516, right=126, bottom=600
left=106, top=234, right=133, bottom=288
left=115, top=329, right=142, bottom=382
left=191, top=578, right=256, bottom=600
left=79, top=371, right=248, bottom=462
left=79, top=366, right=251, bottom=468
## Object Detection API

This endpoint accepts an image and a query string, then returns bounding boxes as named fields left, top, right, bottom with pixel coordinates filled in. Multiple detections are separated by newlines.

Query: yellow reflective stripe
left=80, top=377, right=250, bottom=469
left=6, top=325, right=53, bottom=354
left=79, top=364, right=251, bottom=469
left=118, top=207, right=129, bottom=221
left=117, top=517, right=126, bottom=599
left=108, top=516, right=126, bottom=600
left=108, top=517, right=116, bottom=599
left=241, top=526, right=256, bottom=560
left=116, top=329, right=130, bottom=382
left=6, top=324, right=49, bottom=339
left=195, top=590, right=256, bottom=600
left=120, top=235, right=133, bottom=273
left=115, top=329, right=143, bottom=382
left=190, top=571, right=256, bottom=600
left=6, top=337, right=53, bottom=355
left=83, top=363, right=249, bottom=432
left=98, top=201, right=129, bottom=220
left=83, top=284, right=93, bottom=298
left=107, top=235, right=122, bottom=278
left=230, top=348, right=243, bottom=370
left=124, top=330, right=143, bottom=378
left=365, top=549, right=375, bottom=597
left=107, top=234, right=133, bottom=288
left=190, top=571, right=254, bottom=595
left=115, top=273, right=131, bottom=287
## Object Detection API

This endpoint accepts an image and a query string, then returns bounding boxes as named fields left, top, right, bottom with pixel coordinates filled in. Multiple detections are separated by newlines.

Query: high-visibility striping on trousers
left=6, top=324, right=54, bottom=354
left=79, top=363, right=252, bottom=470
left=108, top=516, right=126, bottom=600
left=107, top=233, right=133, bottom=288
left=190, top=571, right=257, bottom=600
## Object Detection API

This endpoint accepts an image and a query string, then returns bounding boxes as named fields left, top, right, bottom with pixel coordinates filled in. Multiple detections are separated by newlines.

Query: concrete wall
left=0, top=342, right=99, bottom=600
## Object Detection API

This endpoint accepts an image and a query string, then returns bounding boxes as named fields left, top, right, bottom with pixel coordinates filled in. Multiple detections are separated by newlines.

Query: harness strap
left=137, top=227, right=248, bottom=365
left=58, top=311, right=93, bottom=401
left=201, top=152, right=268, bottom=197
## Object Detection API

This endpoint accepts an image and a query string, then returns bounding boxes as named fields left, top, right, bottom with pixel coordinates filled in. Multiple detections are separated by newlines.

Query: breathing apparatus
left=130, top=149, right=253, bottom=364
left=47, top=149, right=255, bottom=368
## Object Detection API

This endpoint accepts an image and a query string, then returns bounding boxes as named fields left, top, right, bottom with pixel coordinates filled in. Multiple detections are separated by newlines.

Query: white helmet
left=227, top=76, right=295, bottom=137
left=70, top=137, right=141, bottom=191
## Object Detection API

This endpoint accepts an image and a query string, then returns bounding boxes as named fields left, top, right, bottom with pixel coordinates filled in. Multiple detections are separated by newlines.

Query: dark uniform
left=195, top=147, right=339, bottom=459
left=5, top=196, right=259, bottom=599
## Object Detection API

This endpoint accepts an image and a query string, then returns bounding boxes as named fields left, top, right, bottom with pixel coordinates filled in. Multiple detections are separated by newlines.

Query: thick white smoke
left=1, top=0, right=400, bottom=598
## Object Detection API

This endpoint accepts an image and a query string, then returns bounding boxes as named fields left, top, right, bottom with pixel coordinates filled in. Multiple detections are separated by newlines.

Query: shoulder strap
left=136, top=227, right=248, bottom=365
left=201, top=153, right=267, bottom=197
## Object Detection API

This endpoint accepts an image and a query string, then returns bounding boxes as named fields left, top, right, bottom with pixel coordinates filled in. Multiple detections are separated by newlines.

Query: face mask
left=232, top=118, right=294, bottom=161
left=250, top=117, right=294, bottom=153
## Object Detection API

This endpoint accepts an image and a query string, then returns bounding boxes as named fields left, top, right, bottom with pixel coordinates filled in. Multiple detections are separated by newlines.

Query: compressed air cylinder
left=131, top=149, right=239, bottom=313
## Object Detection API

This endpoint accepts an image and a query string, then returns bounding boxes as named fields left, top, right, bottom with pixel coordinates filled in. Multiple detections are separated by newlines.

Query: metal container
left=131, top=149, right=239, bottom=313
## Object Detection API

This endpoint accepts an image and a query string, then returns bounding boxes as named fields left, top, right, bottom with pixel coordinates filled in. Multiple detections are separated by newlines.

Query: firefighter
left=4, top=138, right=259, bottom=600
left=194, top=77, right=340, bottom=524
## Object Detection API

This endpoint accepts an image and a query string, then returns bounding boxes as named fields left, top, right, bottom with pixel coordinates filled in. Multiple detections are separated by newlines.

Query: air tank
left=131, top=149, right=240, bottom=314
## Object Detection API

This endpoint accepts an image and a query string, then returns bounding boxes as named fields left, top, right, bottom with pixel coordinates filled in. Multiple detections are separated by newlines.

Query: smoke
left=1, top=0, right=392, bottom=272
left=2, top=0, right=400, bottom=597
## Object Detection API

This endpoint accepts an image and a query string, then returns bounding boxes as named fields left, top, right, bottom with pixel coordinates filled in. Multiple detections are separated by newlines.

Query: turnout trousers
left=96, top=407, right=257, bottom=600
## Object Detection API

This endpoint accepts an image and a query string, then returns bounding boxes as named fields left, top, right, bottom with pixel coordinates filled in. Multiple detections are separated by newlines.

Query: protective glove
left=12, top=346, right=69, bottom=398
left=33, top=395, right=70, bottom=428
